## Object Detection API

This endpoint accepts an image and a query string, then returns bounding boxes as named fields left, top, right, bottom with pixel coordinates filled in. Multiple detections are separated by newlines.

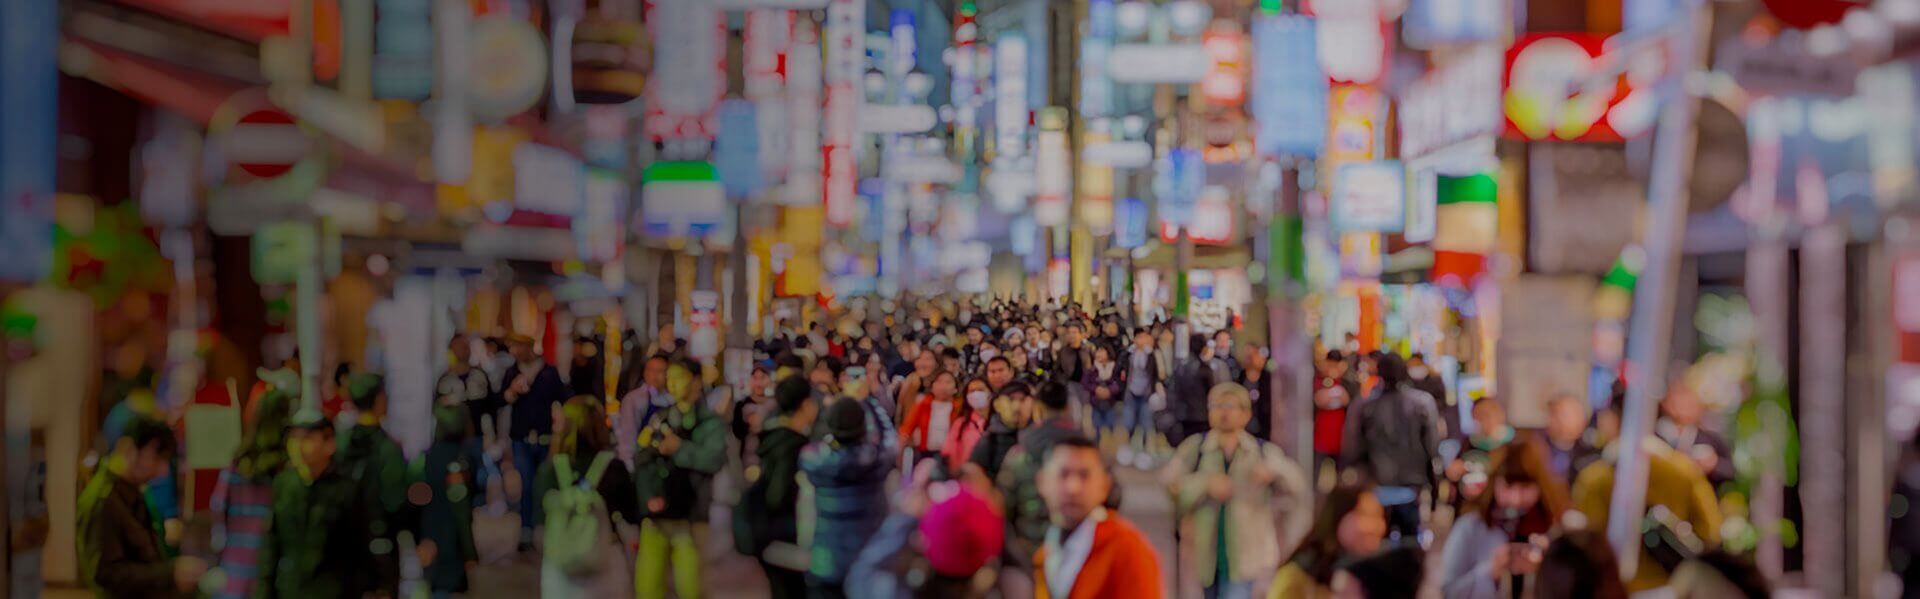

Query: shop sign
left=996, top=36, right=1030, bottom=158
left=641, top=161, right=727, bottom=241
left=372, top=0, right=432, bottom=100
left=1252, top=15, right=1326, bottom=158
left=1307, top=0, right=1387, bottom=85
left=1035, top=116, right=1071, bottom=226
left=689, top=290, right=720, bottom=359
left=1338, top=232, right=1382, bottom=278
left=1326, top=85, right=1380, bottom=169
left=715, top=99, right=764, bottom=199
left=1399, top=44, right=1502, bottom=159
left=432, top=0, right=471, bottom=183
left=468, top=15, right=547, bottom=121
left=574, top=169, right=626, bottom=262
left=1154, top=147, right=1204, bottom=228
left=1082, top=140, right=1153, bottom=168
left=139, top=113, right=201, bottom=228
left=212, top=90, right=316, bottom=181
left=1116, top=197, right=1148, bottom=248
left=1504, top=34, right=1634, bottom=142
left=1719, top=33, right=1860, bottom=96
left=1403, top=0, right=1502, bottom=48
left=859, top=104, right=938, bottom=134
left=784, top=21, right=822, bottom=206
left=1333, top=161, right=1406, bottom=232
left=822, top=0, right=863, bottom=225
left=645, top=0, right=724, bottom=140
left=512, top=143, right=584, bottom=216
left=1200, top=26, right=1246, bottom=107
left=1107, top=44, right=1209, bottom=83
left=1161, top=186, right=1234, bottom=244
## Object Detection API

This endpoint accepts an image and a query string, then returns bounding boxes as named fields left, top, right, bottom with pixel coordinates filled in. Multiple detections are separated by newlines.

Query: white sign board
left=859, top=104, right=938, bottom=133
left=1082, top=140, right=1153, bottom=168
left=1333, top=161, right=1405, bottom=232
left=512, top=144, right=585, bottom=216
left=1398, top=44, right=1503, bottom=159
left=1497, top=275, right=1597, bottom=428
left=1107, top=44, right=1209, bottom=84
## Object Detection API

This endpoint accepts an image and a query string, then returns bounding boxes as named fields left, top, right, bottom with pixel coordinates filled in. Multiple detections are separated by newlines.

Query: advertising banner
left=1333, top=161, right=1406, bottom=232
left=1252, top=15, right=1326, bottom=158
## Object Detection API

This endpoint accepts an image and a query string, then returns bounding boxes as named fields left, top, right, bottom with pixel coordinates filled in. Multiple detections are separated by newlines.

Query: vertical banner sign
left=1116, top=197, right=1148, bottom=249
left=952, top=3, right=981, bottom=163
left=823, top=0, right=864, bottom=225
left=1154, top=148, right=1204, bottom=231
left=786, top=20, right=822, bottom=206
left=0, top=0, right=56, bottom=282
left=1080, top=0, right=1114, bottom=119
left=432, top=0, right=472, bottom=184
left=373, top=0, right=434, bottom=99
left=1253, top=15, right=1326, bottom=158
left=995, top=36, right=1030, bottom=159
left=745, top=10, right=792, bottom=184
left=1325, top=85, right=1380, bottom=172
left=715, top=99, right=764, bottom=199
left=645, top=0, right=725, bottom=140
left=576, top=168, right=628, bottom=262
left=1034, top=109, right=1070, bottom=226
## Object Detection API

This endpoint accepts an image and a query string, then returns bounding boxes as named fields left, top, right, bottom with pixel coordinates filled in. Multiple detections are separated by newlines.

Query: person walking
left=416, top=405, right=480, bottom=599
left=994, top=381, right=1084, bottom=598
left=438, top=334, right=499, bottom=510
left=1339, top=353, right=1442, bottom=542
left=503, top=334, right=568, bottom=551
left=1166, top=383, right=1313, bottom=599
left=1033, top=436, right=1164, bottom=599
left=1083, top=345, right=1124, bottom=441
left=206, top=391, right=293, bottom=599
left=77, top=417, right=203, bottom=598
left=258, top=416, right=375, bottom=599
left=801, top=398, right=895, bottom=598
left=1538, top=394, right=1601, bottom=491
left=616, top=354, right=670, bottom=467
left=1169, top=335, right=1218, bottom=447
left=1237, top=344, right=1274, bottom=441
left=632, top=360, right=727, bottom=599
left=1266, top=481, right=1388, bottom=599
left=942, top=378, right=993, bottom=469
left=1120, top=329, right=1166, bottom=468
left=534, top=396, right=639, bottom=598
left=899, top=370, right=961, bottom=471
left=1313, top=352, right=1358, bottom=477
left=1438, top=441, right=1570, bottom=599
left=969, top=382, right=1031, bottom=479
left=847, top=459, right=1005, bottom=599
left=335, top=374, right=417, bottom=598
left=739, top=378, right=817, bottom=599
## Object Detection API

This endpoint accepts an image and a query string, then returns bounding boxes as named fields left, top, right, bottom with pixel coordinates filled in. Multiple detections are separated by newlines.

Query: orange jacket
left=899, top=394, right=959, bottom=453
left=1033, top=514, right=1165, bottom=599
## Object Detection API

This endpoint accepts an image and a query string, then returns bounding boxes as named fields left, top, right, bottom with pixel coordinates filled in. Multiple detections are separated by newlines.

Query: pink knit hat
left=918, top=486, right=1005, bottom=577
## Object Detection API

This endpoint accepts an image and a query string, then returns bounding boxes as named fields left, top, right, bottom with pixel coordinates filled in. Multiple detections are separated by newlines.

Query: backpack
left=544, top=452, right=615, bottom=577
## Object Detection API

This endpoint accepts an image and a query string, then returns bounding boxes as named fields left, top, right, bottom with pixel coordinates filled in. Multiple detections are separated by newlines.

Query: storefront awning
left=58, top=38, right=248, bottom=125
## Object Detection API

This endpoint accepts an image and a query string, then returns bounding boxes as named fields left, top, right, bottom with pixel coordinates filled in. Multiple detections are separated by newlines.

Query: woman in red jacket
left=899, top=370, right=961, bottom=466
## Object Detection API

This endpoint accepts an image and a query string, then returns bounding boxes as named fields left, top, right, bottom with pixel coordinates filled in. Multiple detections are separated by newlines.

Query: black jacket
left=751, top=428, right=812, bottom=544
left=1170, top=358, right=1215, bottom=424
left=1341, top=385, right=1442, bottom=489
left=968, top=417, right=1023, bottom=480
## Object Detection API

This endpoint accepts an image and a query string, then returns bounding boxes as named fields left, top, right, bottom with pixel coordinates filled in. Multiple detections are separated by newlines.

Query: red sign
left=212, top=90, right=313, bottom=181
left=1762, top=0, right=1867, bottom=29
left=1897, top=252, right=1920, bottom=363
left=1504, top=33, right=1632, bottom=143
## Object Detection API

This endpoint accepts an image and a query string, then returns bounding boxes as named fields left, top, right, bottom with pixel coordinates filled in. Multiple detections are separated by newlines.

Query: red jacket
left=1033, top=514, right=1164, bottom=599
left=899, top=394, right=960, bottom=454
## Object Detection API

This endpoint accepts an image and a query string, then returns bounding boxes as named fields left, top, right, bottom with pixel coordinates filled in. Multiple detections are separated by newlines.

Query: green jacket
left=337, top=424, right=415, bottom=594
left=76, top=470, right=183, bottom=598
left=257, top=467, right=372, bottom=599
left=632, top=400, right=726, bottom=521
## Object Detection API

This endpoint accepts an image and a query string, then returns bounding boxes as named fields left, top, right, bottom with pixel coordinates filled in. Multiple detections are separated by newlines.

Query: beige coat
left=1164, top=430, right=1312, bottom=592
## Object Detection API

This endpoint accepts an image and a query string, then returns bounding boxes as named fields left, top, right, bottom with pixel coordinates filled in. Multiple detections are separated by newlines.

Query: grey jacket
left=1340, top=385, right=1442, bottom=489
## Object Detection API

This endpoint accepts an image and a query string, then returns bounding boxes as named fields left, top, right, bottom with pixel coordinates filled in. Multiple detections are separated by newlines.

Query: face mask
left=980, top=348, right=998, bottom=361
left=966, top=391, right=991, bottom=410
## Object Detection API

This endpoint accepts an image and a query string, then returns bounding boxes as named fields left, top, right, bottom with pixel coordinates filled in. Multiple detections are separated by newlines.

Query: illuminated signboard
left=1403, top=0, right=1502, bottom=48
left=1307, top=0, right=1387, bottom=85
left=1034, top=108, right=1070, bottom=226
left=372, top=0, right=432, bottom=100
left=1399, top=44, right=1502, bottom=158
left=995, top=36, right=1030, bottom=158
left=1504, top=34, right=1632, bottom=143
left=1252, top=15, right=1326, bottom=158
left=1200, top=25, right=1246, bottom=106
left=784, top=20, right=822, bottom=206
left=645, top=0, right=724, bottom=140
left=1332, top=161, right=1405, bottom=232
left=1326, top=85, right=1380, bottom=169
left=823, top=0, right=863, bottom=225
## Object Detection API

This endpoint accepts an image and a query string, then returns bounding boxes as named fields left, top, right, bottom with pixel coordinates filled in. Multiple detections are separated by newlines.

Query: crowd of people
left=74, top=297, right=1776, bottom=598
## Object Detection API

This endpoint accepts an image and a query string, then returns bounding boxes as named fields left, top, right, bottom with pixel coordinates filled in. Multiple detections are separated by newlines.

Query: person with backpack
left=632, top=359, right=727, bottom=599
left=416, top=405, right=481, bottom=599
left=335, top=373, right=418, bottom=597
left=801, top=397, right=896, bottom=598
left=738, top=377, right=818, bottom=598
left=1165, top=382, right=1311, bottom=599
left=1339, top=353, right=1443, bottom=542
left=533, top=396, right=639, bottom=598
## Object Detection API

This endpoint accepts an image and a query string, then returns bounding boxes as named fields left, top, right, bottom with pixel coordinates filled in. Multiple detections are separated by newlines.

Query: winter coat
left=995, top=415, right=1083, bottom=569
left=416, top=441, right=479, bottom=593
left=503, top=362, right=567, bottom=441
left=77, top=471, right=183, bottom=599
left=1031, top=512, right=1165, bottom=599
left=258, top=467, right=374, bottom=599
left=1339, top=385, right=1442, bottom=489
left=942, top=412, right=990, bottom=469
left=336, top=423, right=416, bottom=596
left=801, top=436, right=895, bottom=586
left=968, top=415, right=1023, bottom=479
left=900, top=395, right=961, bottom=454
left=1571, top=438, right=1722, bottom=592
left=633, top=399, right=727, bottom=522
left=1082, top=363, right=1125, bottom=408
left=748, top=428, right=811, bottom=548
left=1169, top=359, right=1215, bottom=425
left=1165, top=431, right=1312, bottom=587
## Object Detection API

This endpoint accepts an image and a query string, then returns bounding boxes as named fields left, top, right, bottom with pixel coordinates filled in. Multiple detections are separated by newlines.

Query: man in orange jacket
left=1033, top=436, right=1164, bottom=599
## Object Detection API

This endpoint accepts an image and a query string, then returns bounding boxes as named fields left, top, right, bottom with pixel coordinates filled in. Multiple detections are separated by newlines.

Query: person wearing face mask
left=943, top=378, right=995, bottom=469
left=901, top=370, right=963, bottom=467
left=1438, top=441, right=1570, bottom=599
left=1407, top=353, right=1456, bottom=438
left=970, top=382, right=1032, bottom=479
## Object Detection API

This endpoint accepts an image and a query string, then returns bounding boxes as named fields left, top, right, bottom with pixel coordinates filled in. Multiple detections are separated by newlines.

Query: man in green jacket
left=77, top=417, right=203, bottom=598
left=631, top=359, right=726, bottom=599
left=258, top=415, right=373, bottom=599
left=336, top=374, right=417, bottom=597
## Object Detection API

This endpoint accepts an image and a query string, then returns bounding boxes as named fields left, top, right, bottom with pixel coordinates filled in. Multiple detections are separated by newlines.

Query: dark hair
left=646, top=354, right=670, bottom=368
left=1035, top=380, right=1070, bottom=413
left=1339, top=546, right=1424, bottom=598
left=673, top=358, right=703, bottom=378
left=794, top=336, right=811, bottom=349
left=776, top=352, right=805, bottom=371
left=1462, top=440, right=1570, bottom=528
left=998, top=381, right=1030, bottom=398
left=1408, top=352, right=1426, bottom=362
left=1189, top=334, right=1210, bottom=357
left=1374, top=352, right=1409, bottom=389
left=1686, top=551, right=1771, bottom=598
left=941, top=347, right=961, bottom=360
left=333, top=363, right=352, bottom=386
left=817, top=355, right=846, bottom=379
left=1045, top=435, right=1102, bottom=466
left=1325, top=350, right=1345, bottom=362
left=1534, top=531, right=1628, bottom=599
left=1287, top=480, right=1376, bottom=585
left=986, top=355, right=1011, bottom=371
left=121, top=416, right=178, bottom=458
left=234, top=391, right=293, bottom=479
left=349, top=374, right=385, bottom=411
left=775, top=377, right=813, bottom=414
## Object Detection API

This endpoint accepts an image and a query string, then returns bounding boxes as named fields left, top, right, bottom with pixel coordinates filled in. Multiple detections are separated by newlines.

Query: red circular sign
left=231, top=108, right=301, bottom=179
left=1761, top=0, right=1866, bottom=29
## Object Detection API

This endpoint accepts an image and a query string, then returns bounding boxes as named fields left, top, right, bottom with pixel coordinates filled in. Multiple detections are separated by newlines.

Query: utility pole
left=1268, top=161, right=1313, bottom=481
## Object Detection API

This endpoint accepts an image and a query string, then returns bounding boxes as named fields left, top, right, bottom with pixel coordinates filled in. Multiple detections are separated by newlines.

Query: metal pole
left=1270, top=161, right=1314, bottom=491
left=295, top=220, right=325, bottom=419
left=1605, top=0, right=1711, bottom=572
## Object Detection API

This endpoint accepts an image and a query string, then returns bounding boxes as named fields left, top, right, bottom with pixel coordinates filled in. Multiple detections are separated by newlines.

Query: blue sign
left=1154, top=148, right=1204, bottom=227
left=1252, top=16, right=1327, bottom=158
left=0, top=0, right=57, bottom=283
left=714, top=99, right=763, bottom=199
left=1403, top=0, right=1503, bottom=47
left=1115, top=197, right=1148, bottom=249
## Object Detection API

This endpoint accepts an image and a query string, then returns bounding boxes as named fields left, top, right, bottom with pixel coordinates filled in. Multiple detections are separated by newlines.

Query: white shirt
left=1044, top=507, right=1108, bottom=598
left=926, top=400, right=953, bottom=452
